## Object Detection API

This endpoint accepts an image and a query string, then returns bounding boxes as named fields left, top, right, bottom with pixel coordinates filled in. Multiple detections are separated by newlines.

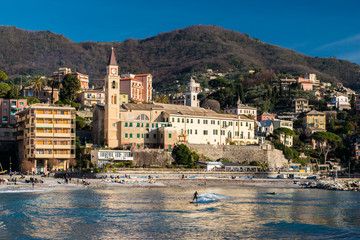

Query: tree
left=209, top=78, right=228, bottom=89
left=154, top=95, right=170, bottom=104
left=47, top=78, right=61, bottom=104
left=25, top=97, right=40, bottom=105
left=0, top=70, right=8, bottom=81
left=311, top=132, right=341, bottom=164
left=0, top=83, right=11, bottom=97
left=6, top=83, right=20, bottom=98
left=273, top=127, right=295, bottom=146
left=31, top=76, right=45, bottom=97
left=200, top=98, right=220, bottom=112
left=59, top=74, right=80, bottom=101
left=172, top=144, right=197, bottom=168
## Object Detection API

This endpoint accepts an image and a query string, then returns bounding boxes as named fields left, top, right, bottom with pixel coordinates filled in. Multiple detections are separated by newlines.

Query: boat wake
left=194, top=193, right=231, bottom=203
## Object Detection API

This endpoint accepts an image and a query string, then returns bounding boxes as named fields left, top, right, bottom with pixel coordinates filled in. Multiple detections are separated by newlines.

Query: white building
left=330, top=95, right=351, bottom=110
left=224, top=98, right=257, bottom=119
left=91, top=149, right=133, bottom=167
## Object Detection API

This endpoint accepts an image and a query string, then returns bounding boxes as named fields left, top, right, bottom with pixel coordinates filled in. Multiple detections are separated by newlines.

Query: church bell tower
left=104, top=47, right=120, bottom=148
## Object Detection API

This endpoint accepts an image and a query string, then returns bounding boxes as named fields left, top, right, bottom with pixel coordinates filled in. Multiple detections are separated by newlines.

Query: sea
left=0, top=186, right=360, bottom=240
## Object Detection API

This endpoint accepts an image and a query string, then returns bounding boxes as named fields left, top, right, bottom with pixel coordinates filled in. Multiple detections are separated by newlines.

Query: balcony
left=53, top=145, right=73, bottom=149
left=54, top=154, right=75, bottom=159
left=34, top=153, right=54, bottom=159
left=54, top=124, right=72, bottom=128
left=53, top=114, right=72, bottom=119
left=35, top=123, right=53, bottom=128
left=36, top=132, right=53, bottom=137
left=35, top=144, right=53, bottom=149
left=53, top=133, right=71, bottom=138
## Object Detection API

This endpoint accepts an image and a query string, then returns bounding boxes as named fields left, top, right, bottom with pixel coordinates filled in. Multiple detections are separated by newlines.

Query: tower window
left=112, top=81, right=116, bottom=89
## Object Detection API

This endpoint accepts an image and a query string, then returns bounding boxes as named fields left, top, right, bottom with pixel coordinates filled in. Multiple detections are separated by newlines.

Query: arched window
left=111, top=94, right=117, bottom=104
left=112, top=81, right=116, bottom=89
left=136, top=114, right=149, bottom=120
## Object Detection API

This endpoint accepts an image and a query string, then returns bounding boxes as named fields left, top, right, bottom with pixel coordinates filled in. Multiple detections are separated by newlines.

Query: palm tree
left=31, top=76, right=44, bottom=98
left=47, top=77, right=61, bottom=104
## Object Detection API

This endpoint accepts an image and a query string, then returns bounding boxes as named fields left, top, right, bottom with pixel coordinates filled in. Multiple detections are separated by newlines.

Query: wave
left=195, top=193, right=231, bottom=203
left=0, top=188, right=54, bottom=193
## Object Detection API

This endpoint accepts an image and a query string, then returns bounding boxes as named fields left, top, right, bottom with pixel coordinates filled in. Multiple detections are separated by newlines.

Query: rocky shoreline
left=301, top=179, right=360, bottom=191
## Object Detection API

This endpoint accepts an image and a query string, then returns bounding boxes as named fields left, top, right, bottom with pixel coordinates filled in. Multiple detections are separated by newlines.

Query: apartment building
left=293, top=98, right=310, bottom=113
left=0, top=98, right=28, bottom=125
left=17, top=104, right=76, bottom=173
left=78, top=87, right=105, bottom=108
left=22, top=86, right=59, bottom=103
left=272, top=119, right=294, bottom=147
left=91, top=149, right=133, bottom=167
left=53, top=67, right=89, bottom=90
left=303, top=110, right=326, bottom=130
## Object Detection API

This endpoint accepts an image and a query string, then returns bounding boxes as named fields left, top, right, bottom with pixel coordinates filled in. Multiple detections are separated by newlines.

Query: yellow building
left=17, top=104, right=76, bottom=173
left=303, top=110, right=326, bottom=130
left=293, top=98, right=310, bottom=113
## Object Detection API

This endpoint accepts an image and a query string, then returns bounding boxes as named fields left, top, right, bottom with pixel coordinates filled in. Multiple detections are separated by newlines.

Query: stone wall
left=185, top=143, right=287, bottom=169
left=132, top=149, right=173, bottom=167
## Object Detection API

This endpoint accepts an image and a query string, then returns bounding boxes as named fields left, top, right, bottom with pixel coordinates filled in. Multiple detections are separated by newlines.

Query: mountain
left=1, top=25, right=360, bottom=90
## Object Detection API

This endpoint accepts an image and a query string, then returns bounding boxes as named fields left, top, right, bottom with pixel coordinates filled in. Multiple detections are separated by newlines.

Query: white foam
left=196, top=193, right=231, bottom=203
left=0, top=188, right=54, bottom=193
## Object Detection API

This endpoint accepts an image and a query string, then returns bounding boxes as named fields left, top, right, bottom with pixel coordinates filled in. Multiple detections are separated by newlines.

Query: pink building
left=0, top=98, right=28, bottom=125
left=119, top=74, right=153, bottom=102
left=300, top=81, right=314, bottom=91
left=257, top=112, right=276, bottom=121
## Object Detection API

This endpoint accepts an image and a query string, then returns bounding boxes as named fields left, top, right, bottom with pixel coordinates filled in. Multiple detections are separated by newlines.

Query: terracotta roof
left=108, top=47, right=117, bottom=66
left=134, top=74, right=151, bottom=77
left=306, top=110, right=325, bottom=115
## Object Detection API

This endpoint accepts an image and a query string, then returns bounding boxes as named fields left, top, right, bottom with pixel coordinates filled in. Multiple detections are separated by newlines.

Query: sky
left=2, top=0, right=360, bottom=64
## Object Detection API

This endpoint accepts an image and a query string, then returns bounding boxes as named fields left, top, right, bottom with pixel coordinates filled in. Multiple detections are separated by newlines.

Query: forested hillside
left=1, top=25, right=360, bottom=90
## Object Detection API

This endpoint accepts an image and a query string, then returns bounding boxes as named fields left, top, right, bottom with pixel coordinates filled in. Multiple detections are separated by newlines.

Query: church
left=92, top=48, right=258, bottom=149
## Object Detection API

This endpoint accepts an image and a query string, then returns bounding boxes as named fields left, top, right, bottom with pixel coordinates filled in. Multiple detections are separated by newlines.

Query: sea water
left=0, top=186, right=360, bottom=239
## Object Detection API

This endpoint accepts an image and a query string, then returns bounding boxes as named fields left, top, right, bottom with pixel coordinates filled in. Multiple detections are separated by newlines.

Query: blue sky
left=2, top=0, right=360, bottom=63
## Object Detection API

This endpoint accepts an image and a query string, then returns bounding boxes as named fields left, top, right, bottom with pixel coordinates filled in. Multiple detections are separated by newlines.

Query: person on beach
left=193, top=191, right=199, bottom=202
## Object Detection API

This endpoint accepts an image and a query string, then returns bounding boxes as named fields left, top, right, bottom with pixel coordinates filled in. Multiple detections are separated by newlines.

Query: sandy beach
left=0, top=174, right=305, bottom=192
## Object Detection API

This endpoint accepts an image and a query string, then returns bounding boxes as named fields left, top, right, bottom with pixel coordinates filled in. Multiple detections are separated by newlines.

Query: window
left=3, top=109, right=6, bottom=113
left=213, top=129, right=218, bottom=135
left=169, top=133, right=172, bottom=138
left=146, top=134, right=149, bottom=138
left=190, top=119, right=193, bottom=123
left=187, top=119, right=189, bottom=123
left=203, top=120, right=208, bottom=124
left=141, top=134, right=144, bottom=138
left=246, top=122, right=248, bottom=127
left=146, top=123, right=149, bottom=127
left=137, top=123, right=140, bottom=127
left=112, top=81, right=116, bottom=89
left=248, top=132, right=250, bottom=139
left=198, top=119, right=200, bottom=124
left=182, top=118, right=184, bottom=123
left=125, top=122, right=128, bottom=127
left=136, top=114, right=149, bottom=120
left=137, top=134, right=140, bottom=138
left=153, top=134, right=157, bottom=138
left=129, top=133, right=133, bottom=138
left=195, top=129, right=198, bottom=135
left=172, top=118, right=174, bottom=122
left=129, top=123, right=133, bottom=127
left=125, top=133, right=128, bottom=138
left=177, top=118, right=180, bottom=123
left=3, top=102, right=6, bottom=105
left=203, top=130, right=208, bottom=135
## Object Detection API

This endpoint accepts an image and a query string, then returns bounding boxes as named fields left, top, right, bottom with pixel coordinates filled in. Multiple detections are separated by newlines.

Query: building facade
left=272, top=119, right=294, bottom=147
left=78, top=87, right=105, bottom=108
left=224, top=98, right=257, bottom=119
left=53, top=67, right=89, bottom=90
left=22, top=86, right=59, bottom=103
left=91, top=149, right=133, bottom=167
left=17, top=104, right=76, bottom=173
left=0, top=98, right=28, bottom=125
left=119, top=74, right=153, bottom=102
left=293, top=98, right=310, bottom=113
left=303, top=110, right=326, bottom=130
